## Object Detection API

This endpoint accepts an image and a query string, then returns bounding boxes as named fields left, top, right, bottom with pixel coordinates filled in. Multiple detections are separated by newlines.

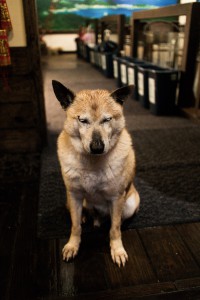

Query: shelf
left=130, top=3, right=200, bottom=108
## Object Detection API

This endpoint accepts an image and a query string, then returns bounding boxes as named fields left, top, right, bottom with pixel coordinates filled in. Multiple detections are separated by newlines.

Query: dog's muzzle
left=90, top=131, right=105, bottom=154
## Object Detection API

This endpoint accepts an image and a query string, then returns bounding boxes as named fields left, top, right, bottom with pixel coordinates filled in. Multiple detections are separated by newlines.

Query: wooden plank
left=22, top=0, right=47, bottom=144
left=7, top=182, right=40, bottom=300
left=0, top=182, right=24, bottom=205
left=104, top=230, right=157, bottom=288
left=0, top=103, right=37, bottom=129
left=0, top=153, right=40, bottom=183
left=59, top=229, right=159, bottom=296
left=48, top=288, right=200, bottom=300
left=59, top=232, right=109, bottom=296
left=0, top=185, right=24, bottom=300
left=0, top=76, right=35, bottom=103
left=0, top=205, right=18, bottom=300
left=3, top=0, right=47, bottom=147
left=0, top=171, right=58, bottom=299
left=48, top=281, right=176, bottom=300
left=0, top=129, right=41, bottom=152
left=175, top=223, right=200, bottom=266
left=35, top=238, right=59, bottom=297
left=10, top=47, right=31, bottom=75
left=175, top=277, right=200, bottom=291
left=138, top=226, right=200, bottom=282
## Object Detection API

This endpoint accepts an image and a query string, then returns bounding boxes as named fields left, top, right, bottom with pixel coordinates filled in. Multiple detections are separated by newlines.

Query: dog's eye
left=102, top=117, right=112, bottom=123
left=78, top=116, right=89, bottom=124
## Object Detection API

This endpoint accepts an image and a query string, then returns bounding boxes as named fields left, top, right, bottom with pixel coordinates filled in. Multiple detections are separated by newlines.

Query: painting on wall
left=36, top=0, right=178, bottom=32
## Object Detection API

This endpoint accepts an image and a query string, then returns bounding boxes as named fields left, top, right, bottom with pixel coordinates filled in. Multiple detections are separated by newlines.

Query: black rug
left=38, top=124, right=200, bottom=239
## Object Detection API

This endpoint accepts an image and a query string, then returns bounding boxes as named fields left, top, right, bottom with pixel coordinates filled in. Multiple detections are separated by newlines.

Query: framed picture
left=36, top=0, right=178, bottom=32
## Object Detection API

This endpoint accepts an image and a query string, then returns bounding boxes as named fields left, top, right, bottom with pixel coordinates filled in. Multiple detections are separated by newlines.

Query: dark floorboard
left=57, top=224, right=200, bottom=299
left=1, top=54, right=200, bottom=300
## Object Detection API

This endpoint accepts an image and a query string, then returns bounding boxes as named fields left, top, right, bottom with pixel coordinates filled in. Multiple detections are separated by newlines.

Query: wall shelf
left=130, top=2, right=200, bottom=109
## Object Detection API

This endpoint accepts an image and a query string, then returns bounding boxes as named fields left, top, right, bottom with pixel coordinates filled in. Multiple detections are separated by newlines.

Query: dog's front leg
left=110, top=194, right=128, bottom=267
left=62, top=191, right=83, bottom=262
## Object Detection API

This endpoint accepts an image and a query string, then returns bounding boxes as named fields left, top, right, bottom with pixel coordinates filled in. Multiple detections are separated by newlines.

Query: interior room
left=0, top=0, right=200, bottom=299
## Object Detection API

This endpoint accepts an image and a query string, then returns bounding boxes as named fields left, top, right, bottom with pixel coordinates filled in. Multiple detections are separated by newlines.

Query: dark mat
left=38, top=125, right=200, bottom=239
left=131, top=126, right=200, bottom=169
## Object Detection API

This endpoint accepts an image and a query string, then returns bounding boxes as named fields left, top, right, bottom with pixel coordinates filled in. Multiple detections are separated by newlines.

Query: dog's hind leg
left=82, top=200, right=102, bottom=227
left=62, top=191, right=83, bottom=262
left=122, top=183, right=140, bottom=220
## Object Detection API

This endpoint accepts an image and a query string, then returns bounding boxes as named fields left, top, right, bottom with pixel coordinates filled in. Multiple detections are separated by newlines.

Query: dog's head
left=52, top=80, right=133, bottom=155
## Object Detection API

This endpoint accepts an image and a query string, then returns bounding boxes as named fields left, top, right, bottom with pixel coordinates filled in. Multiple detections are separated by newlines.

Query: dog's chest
left=80, top=167, right=115, bottom=195
left=63, top=158, right=123, bottom=196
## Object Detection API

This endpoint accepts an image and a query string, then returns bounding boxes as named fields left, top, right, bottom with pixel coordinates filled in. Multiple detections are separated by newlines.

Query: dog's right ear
left=52, top=80, right=75, bottom=110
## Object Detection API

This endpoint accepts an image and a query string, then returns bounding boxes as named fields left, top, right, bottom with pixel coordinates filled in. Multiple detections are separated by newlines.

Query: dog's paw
left=111, top=246, right=128, bottom=267
left=62, top=243, right=79, bottom=262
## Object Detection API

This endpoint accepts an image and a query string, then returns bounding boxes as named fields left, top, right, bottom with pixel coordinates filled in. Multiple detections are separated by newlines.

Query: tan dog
left=52, top=80, right=140, bottom=267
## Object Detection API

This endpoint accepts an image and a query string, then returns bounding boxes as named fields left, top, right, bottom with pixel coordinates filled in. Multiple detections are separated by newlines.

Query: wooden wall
left=0, top=0, right=46, bottom=154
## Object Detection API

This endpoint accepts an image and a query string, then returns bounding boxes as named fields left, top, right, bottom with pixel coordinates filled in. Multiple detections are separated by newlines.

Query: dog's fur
left=52, top=80, right=140, bottom=267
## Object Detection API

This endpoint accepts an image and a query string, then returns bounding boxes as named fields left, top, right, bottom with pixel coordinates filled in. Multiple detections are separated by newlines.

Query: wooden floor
left=1, top=54, right=200, bottom=300
left=1, top=179, right=200, bottom=300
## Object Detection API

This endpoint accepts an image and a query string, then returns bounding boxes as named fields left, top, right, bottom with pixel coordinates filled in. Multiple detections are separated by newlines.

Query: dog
left=52, top=80, right=140, bottom=267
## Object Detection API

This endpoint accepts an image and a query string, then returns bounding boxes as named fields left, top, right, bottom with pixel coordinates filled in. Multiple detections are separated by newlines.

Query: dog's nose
left=90, top=138, right=104, bottom=154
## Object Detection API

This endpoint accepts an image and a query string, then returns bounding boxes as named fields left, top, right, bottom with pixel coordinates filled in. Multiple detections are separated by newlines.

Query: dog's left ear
left=110, top=85, right=133, bottom=105
left=52, top=80, right=75, bottom=110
